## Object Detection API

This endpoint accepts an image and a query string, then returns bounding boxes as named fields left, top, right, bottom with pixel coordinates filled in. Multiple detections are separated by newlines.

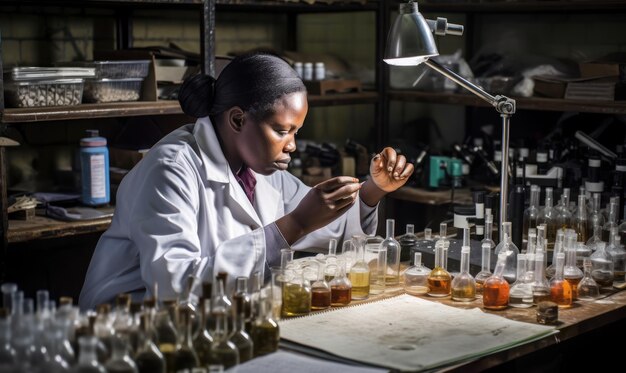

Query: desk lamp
left=384, top=0, right=516, bottom=235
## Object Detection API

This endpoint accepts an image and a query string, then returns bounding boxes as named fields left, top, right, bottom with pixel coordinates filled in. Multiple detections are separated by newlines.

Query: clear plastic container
left=83, top=78, right=143, bottom=103
left=6, top=66, right=94, bottom=80
left=5, top=79, right=84, bottom=107
left=79, top=60, right=151, bottom=79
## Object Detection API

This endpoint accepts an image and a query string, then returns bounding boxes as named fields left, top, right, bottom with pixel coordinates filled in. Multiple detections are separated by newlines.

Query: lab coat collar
left=193, top=116, right=230, bottom=184
left=193, top=116, right=280, bottom=227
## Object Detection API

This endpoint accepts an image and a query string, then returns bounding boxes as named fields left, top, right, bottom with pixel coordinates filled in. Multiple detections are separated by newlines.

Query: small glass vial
left=451, top=228, right=476, bottom=302
left=590, top=242, right=614, bottom=289
left=474, top=243, right=493, bottom=298
left=549, top=252, right=572, bottom=308
left=483, top=252, right=510, bottom=310
left=404, top=252, right=430, bottom=296
left=330, top=259, right=352, bottom=307
left=314, top=62, right=325, bottom=80
left=508, top=254, right=533, bottom=308
left=382, top=219, right=401, bottom=285
left=577, top=258, right=600, bottom=300
left=250, top=288, right=279, bottom=358
left=311, top=263, right=331, bottom=310
left=293, top=62, right=303, bottom=79
left=324, top=239, right=338, bottom=282
left=349, top=238, right=370, bottom=300
left=303, top=62, right=313, bottom=81
left=282, top=268, right=311, bottom=317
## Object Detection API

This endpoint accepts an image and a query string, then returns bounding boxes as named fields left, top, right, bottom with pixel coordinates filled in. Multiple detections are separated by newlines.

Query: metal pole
left=499, top=113, right=511, bottom=240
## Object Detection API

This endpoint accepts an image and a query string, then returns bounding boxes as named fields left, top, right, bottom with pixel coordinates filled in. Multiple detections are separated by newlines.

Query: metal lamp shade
left=384, top=2, right=439, bottom=66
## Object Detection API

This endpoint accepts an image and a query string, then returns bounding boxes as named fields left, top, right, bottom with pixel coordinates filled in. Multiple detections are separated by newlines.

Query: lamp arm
left=424, top=58, right=516, bottom=236
left=424, top=59, right=516, bottom=115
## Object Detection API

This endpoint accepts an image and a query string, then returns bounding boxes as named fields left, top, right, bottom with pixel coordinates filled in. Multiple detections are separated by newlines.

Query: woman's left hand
left=370, top=147, right=414, bottom=192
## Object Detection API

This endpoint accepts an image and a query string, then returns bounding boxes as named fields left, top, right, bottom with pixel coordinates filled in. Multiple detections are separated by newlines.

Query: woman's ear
left=226, top=107, right=245, bottom=133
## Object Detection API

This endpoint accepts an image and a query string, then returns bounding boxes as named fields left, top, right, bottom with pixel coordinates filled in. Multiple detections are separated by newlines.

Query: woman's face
left=238, top=91, right=308, bottom=175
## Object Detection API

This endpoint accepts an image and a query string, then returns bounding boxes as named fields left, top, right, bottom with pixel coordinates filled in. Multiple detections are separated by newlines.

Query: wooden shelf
left=0, top=101, right=185, bottom=123
left=7, top=213, right=113, bottom=243
left=308, top=91, right=379, bottom=106
left=217, top=0, right=380, bottom=13
left=1, top=93, right=378, bottom=123
left=413, top=0, right=626, bottom=13
left=389, top=186, right=475, bottom=205
left=389, top=90, right=626, bottom=115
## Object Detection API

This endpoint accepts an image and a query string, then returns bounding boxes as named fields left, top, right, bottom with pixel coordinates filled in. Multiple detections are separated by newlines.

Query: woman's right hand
left=276, top=176, right=362, bottom=244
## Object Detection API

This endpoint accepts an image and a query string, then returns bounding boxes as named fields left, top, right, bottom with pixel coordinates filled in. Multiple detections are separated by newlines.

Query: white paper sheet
left=279, top=294, right=557, bottom=372
left=227, top=350, right=388, bottom=373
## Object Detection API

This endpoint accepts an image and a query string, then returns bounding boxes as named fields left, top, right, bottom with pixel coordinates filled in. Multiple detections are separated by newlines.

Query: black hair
left=178, top=53, right=306, bottom=120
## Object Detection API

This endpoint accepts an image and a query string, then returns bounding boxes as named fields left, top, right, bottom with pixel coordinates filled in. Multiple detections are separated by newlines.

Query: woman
left=79, top=54, right=413, bottom=310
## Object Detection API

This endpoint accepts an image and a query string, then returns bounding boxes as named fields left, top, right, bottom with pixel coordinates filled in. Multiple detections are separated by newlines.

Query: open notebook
left=279, top=294, right=557, bottom=372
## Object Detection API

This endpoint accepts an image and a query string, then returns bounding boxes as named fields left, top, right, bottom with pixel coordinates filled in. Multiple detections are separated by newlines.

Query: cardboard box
left=533, top=75, right=569, bottom=98
left=579, top=53, right=626, bottom=80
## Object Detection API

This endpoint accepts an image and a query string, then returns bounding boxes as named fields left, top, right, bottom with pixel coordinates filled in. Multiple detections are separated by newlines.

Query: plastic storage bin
left=83, top=78, right=143, bottom=103
left=81, top=60, right=150, bottom=79
left=5, top=79, right=84, bottom=107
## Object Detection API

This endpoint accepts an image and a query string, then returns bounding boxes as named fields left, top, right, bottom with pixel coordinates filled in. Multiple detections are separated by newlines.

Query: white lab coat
left=79, top=116, right=378, bottom=310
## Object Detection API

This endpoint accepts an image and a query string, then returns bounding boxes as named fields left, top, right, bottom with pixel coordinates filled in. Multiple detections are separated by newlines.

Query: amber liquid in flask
left=483, top=252, right=510, bottom=310
left=427, top=238, right=451, bottom=297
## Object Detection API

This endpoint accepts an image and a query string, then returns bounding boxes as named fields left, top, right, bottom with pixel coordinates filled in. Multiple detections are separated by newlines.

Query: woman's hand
left=277, top=176, right=362, bottom=244
left=370, top=147, right=414, bottom=192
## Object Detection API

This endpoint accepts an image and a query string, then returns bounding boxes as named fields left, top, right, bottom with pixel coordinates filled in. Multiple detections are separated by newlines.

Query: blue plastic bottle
left=80, top=130, right=110, bottom=206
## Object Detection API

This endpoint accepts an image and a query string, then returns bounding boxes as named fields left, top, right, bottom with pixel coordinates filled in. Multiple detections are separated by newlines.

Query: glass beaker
left=364, top=236, right=386, bottom=295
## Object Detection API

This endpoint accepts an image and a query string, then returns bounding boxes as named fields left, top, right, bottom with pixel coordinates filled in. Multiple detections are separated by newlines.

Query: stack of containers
left=80, top=60, right=151, bottom=103
left=4, top=67, right=95, bottom=107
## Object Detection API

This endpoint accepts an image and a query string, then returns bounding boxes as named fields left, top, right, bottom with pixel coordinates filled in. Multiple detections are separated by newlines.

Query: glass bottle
left=424, top=228, right=433, bottom=241
left=451, top=231, right=476, bottom=302
left=135, top=312, right=165, bottom=373
left=208, top=309, right=239, bottom=370
left=481, top=214, right=496, bottom=250
left=382, top=219, right=401, bottom=285
left=531, top=253, right=551, bottom=305
left=588, top=193, right=605, bottom=240
left=555, top=188, right=572, bottom=234
left=364, top=236, right=386, bottom=295
left=438, top=223, right=450, bottom=270
left=538, top=187, right=557, bottom=250
left=282, top=267, right=311, bottom=317
left=483, top=252, right=510, bottom=310
left=606, top=232, right=626, bottom=284
left=0, top=308, right=16, bottom=368
left=104, top=334, right=138, bottom=373
left=508, top=254, right=533, bottom=308
left=577, top=258, right=600, bottom=300
left=494, top=222, right=519, bottom=284
left=602, top=199, right=619, bottom=242
left=74, top=336, right=107, bottom=373
left=311, top=262, right=331, bottom=310
left=404, top=252, right=430, bottom=296
left=572, top=194, right=589, bottom=243
left=251, top=288, right=279, bottom=358
left=349, top=238, right=370, bottom=300
left=41, top=320, right=71, bottom=373
left=546, top=229, right=566, bottom=279
left=229, top=295, right=253, bottom=363
left=590, top=242, right=615, bottom=289
left=172, top=307, right=199, bottom=371
left=474, top=242, right=493, bottom=298
left=94, top=304, right=113, bottom=362
left=330, top=259, right=352, bottom=306
left=153, top=307, right=177, bottom=371
left=586, top=222, right=604, bottom=253
left=248, top=272, right=261, bottom=331
left=341, top=239, right=357, bottom=273
left=399, top=224, right=419, bottom=263
left=427, top=237, right=451, bottom=297
left=564, top=245, right=584, bottom=301
left=522, top=185, right=541, bottom=251
left=232, top=277, right=252, bottom=335
left=324, top=239, right=338, bottom=282
left=549, top=252, right=572, bottom=308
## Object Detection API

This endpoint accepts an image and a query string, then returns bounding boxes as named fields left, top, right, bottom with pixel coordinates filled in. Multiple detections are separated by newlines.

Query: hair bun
left=178, top=74, right=216, bottom=118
